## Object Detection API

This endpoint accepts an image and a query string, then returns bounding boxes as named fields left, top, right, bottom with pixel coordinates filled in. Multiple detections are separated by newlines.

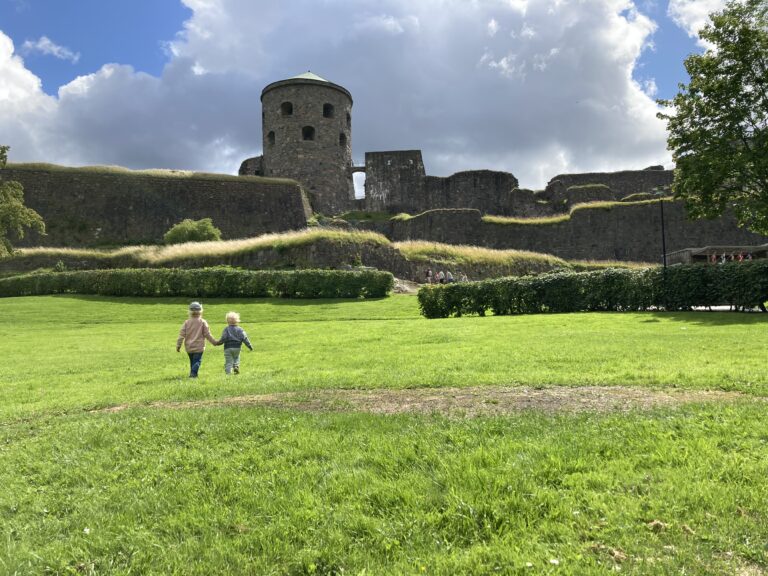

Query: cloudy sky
left=1, top=0, right=725, bottom=190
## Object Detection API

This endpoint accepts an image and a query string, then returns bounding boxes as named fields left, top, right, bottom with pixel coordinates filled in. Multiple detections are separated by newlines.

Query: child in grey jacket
left=215, top=311, right=253, bottom=375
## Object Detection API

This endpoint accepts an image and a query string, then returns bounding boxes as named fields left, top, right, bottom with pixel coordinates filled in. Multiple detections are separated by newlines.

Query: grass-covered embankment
left=1, top=229, right=653, bottom=280
left=482, top=198, right=672, bottom=226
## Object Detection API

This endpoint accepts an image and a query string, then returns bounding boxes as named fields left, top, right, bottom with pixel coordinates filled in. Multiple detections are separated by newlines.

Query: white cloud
left=667, top=0, right=726, bottom=46
left=488, top=18, right=500, bottom=37
left=0, top=0, right=672, bottom=190
left=353, top=14, right=420, bottom=35
left=0, top=32, right=57, bottom=159
left=21, top=36, right=80, bottom=63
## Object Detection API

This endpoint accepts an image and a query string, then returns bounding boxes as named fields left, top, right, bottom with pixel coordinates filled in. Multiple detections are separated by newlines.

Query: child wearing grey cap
left=176, top=301, right=219, bottom=378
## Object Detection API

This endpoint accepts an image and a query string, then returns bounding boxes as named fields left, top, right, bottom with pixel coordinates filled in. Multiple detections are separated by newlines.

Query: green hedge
left=418, top=261, right=768, bottom=318
left=0, top=268, right=394, bottom=299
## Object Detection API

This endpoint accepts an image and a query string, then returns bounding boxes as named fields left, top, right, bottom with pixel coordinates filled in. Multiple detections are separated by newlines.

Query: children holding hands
left=176, top=303, right=253, bottom=377
left=176, top=301, right=219, bottom=378
left=215, top=311, right=253, bottom=375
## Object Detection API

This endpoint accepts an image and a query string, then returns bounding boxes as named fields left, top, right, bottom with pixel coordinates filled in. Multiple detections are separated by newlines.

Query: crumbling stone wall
left=239, top=156, right=264, bottom=176
left=386, top=202, right=768, bottom=262
left=543, top=168, right=674, bottom=203
left=362, top=150, right=671, bottom=217
left=363, top=151, right=554, bottom=216
left=363, top=151, right=426, bottom=213
left=3, top=164, right=310, bottom=247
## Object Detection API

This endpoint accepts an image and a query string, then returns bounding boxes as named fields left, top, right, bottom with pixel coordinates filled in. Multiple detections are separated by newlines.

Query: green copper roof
left=290, top=71, right=329, bottom=82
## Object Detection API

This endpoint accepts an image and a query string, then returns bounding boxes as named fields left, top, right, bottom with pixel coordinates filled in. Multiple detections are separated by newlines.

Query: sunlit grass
left=0, top=296, right=767, bottom=574
left=482, top=198, right=671, bottom=226
left=395, top=241, right=570, bottom=275
left=6, top=162, right=295, bottom=185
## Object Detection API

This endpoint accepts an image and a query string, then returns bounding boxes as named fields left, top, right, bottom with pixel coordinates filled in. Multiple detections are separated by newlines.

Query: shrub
left=0, top=268, right=394, bottom=299
left=163, top=218, right=222, bottom=244
left=418, top=261, right=768, bottom=318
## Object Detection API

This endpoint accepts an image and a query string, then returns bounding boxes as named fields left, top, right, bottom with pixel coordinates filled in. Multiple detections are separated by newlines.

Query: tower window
left=267, top=131, right=275, bottom=146
left=346, top=112, right=351, bottom=128
left=302, top=126, right=316, bottom=141
left=323, top=103, right=335, bottom=118
left=339, top=132, right=347, bottom=146
left=281, top=102, right=293, bottom=116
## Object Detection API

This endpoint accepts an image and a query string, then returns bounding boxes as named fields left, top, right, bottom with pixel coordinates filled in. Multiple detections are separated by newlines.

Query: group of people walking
left=176, top=301, right=253, bottom=378
left=709, top=252, right=753, bottom=264
left=424, top=269, right=468, bottom=284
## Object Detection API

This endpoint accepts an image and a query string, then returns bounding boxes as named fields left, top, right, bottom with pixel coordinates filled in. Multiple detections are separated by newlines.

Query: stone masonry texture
left=3, top=165, right=310, bottom=247
left=384, top=203, right=768, bottom=262
left=261, top=78, right=354, bottom=216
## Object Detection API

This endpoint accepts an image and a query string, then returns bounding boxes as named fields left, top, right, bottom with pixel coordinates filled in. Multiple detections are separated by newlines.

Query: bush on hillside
left=163, top=218, right=222, bottom=244
left=418, top=261, right=768, bottom=318
left=0, top=268, right=394, bottom=299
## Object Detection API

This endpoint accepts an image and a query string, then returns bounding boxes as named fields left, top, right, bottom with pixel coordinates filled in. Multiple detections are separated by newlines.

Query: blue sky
left=0, top=0, right=719, bottom=188
left=4, top=0, right=191, bottom=93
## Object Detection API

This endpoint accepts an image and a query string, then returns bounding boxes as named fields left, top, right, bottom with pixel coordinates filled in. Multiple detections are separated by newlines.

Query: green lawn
left=1, top=295, right=767, bottom=574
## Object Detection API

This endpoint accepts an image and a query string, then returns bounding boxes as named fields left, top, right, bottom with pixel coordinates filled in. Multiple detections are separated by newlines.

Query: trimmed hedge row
left=0, top=268, right=394, bottom=299
left=418, top=261, right=768, bottom=318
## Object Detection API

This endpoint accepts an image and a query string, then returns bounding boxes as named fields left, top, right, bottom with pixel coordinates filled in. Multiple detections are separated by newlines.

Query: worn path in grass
left=96, top=385, right=752, bottom=416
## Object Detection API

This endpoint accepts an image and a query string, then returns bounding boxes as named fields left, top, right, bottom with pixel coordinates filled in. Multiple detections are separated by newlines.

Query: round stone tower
left=261, top=72, right=354, bottom=215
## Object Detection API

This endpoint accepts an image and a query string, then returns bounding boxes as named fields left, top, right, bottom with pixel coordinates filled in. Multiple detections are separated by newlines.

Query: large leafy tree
left=0, top=146, right=45, bottom=256
left=658, top=0, right=768, bottom=233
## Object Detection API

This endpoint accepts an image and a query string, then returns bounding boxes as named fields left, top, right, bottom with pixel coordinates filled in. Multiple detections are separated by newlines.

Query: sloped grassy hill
left=0, top=229, right=651, bottom=282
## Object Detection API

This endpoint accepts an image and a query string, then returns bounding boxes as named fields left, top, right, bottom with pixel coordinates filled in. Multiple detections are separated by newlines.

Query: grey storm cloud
left=0, top=0, right=697, bottom=189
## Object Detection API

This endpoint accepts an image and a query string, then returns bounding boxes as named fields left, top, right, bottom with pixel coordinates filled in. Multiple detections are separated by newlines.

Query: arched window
left=346, top=112, right=351, bottom=128
left=281, top=102, right=293, bottom=116
left=339, top=132, right=347, bottom=146
left=267, top=131, right=275, bottom=146
left=302, top=126, right=315, bottom=141
left=323, top=103, right=335, bottom=118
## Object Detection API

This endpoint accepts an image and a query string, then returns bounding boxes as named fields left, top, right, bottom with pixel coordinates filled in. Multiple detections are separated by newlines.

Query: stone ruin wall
left=361, top=150, right=675, bottom=218
left=543, top=168, right=675, bottom=204
left=3, top=165, right=310, bottom=247
left=383, top=203, right=768, bottom=262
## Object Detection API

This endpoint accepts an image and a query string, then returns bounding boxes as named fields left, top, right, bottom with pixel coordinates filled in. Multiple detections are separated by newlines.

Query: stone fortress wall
left=375, top=203, right=766, bottom=262
left=3, top=164, right=310, bottom=247
left=358, top=149, right=675, bottom=218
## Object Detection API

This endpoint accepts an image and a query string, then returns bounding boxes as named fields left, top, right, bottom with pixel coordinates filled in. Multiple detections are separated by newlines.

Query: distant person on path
left=426, top=269, right=433, bottom=284
left=176, top=301, right=219, bottom=378
left=215, top=311, right=253, bottom=375
left=446, top=271, right=454, bottom=283
left=437, top=270, right=446, bottom=284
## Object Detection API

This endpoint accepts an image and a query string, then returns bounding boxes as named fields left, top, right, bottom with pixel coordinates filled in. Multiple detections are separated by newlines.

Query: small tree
left=163, top=218, right=222, bottom=244
left=0, top=145, right=45, bottom=256
left=658, top=0, right=768, bottom=233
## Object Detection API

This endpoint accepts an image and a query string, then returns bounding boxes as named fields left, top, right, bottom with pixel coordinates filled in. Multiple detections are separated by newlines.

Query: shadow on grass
left=646, top=310, right=768, bottom=326
left=48, top=294, right=390, bottom=306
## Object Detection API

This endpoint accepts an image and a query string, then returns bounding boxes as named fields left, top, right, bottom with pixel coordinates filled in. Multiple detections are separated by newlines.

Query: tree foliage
left=658, top=0, right=768, bottom=233
left=163, top=218, right=222, bottom=244
left=0, top=146, right=45, bottom=256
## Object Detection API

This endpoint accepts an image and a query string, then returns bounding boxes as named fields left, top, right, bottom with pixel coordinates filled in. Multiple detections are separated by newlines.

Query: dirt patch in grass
left=97, top=385, right=751, bottom=416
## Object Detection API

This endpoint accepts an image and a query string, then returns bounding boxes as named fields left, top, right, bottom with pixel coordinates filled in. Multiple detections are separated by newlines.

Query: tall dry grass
left=9, top=229, right=392, bottom=265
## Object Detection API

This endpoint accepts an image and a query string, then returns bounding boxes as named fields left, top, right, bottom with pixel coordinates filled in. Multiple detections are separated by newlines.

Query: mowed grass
left=2, top=295, right=767, bottom=421
left=1, top=296, right=768, bottom=574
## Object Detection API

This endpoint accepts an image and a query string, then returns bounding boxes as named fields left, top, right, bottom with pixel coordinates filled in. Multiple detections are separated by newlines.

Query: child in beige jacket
left=176, top=301, right=219, bottom=378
